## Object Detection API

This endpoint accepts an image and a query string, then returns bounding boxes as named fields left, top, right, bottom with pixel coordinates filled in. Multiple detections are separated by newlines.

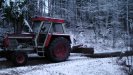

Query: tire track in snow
left=0, top=56, right=92, bottom=75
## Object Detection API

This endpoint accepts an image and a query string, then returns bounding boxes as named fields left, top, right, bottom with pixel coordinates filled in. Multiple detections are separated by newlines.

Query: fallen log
left=71, top=45, right=94, bottom=54
left=85, top=51, right=133, bottom=58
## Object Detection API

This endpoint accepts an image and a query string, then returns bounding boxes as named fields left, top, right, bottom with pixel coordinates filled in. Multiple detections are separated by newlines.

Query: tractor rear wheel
left=46, top=37, right=71, bottom=62
left=11, top=52, right=28, bottom=66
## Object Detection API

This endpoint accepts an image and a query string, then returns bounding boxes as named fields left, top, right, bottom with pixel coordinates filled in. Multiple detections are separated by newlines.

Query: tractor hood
left=2, top=33, right=35, bottom=48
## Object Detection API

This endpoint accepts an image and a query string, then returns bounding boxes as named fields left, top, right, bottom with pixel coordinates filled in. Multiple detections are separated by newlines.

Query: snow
left=0, top=28, right=129, bottom=75
left=0, top=54, right=128, bottom=75
left=0, top=58, right=6, bottom=61
left=0, top=0, right=132, bottom=74
left=67, top=28, right=128, bottom=53
left=0, top=21, right=129, bottom=75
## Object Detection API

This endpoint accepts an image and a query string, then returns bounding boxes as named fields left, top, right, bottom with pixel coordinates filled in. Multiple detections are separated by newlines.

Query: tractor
left=0, top=17, right=71, bottom=66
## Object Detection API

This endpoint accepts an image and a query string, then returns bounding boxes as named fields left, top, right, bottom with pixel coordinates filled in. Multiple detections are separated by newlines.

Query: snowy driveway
left=0, top=54, right=128, bottom=75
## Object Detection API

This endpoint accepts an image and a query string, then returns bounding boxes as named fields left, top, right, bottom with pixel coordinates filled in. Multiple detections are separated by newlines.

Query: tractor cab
left=30, top=17, right=67, bottom=47
left=22, top=17, right=65, bottom=34
left=21, top=17, right=69, bottom=47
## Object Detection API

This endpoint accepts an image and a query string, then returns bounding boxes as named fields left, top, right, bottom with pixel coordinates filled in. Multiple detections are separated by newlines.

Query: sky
left=45, top=0, right=49, bottom=13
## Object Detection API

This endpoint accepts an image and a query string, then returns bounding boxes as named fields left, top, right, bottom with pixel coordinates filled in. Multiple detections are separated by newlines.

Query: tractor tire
left=46, top=37, right=71, bottom=62
left=11, top=52, right=28, bottom=66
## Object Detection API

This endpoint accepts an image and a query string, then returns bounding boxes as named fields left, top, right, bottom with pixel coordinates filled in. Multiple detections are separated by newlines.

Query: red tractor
left=0, top=17, right=71, bottom=66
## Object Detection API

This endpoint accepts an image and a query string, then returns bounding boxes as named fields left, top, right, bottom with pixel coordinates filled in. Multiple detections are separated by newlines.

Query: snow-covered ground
left=68, top=29, right=128, bottom=53
left=0, top=54, right=128, bottom=75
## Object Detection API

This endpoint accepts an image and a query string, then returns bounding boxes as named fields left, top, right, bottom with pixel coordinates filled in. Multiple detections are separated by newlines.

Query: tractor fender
left=45, top=33, right=71, bottom=47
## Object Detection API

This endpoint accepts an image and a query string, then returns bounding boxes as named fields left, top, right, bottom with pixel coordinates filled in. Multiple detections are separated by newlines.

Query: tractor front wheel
left=11, top=52, right=28, bottom=66
left=47, top=37, right=71, bottom=62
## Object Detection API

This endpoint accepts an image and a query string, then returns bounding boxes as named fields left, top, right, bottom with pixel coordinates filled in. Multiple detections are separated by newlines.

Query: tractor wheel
left=11, top=52, right=28, bottom=66
left=46, top=37, right=71, bottom=62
